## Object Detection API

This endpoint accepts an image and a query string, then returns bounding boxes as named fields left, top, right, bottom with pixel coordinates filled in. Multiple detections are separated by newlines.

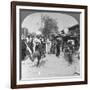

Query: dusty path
left=21, top=52, right=80, bottom=80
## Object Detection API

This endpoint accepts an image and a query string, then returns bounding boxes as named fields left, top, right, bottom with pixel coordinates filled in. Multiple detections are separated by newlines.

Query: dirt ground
left=21, top=52, right=80, bottom=80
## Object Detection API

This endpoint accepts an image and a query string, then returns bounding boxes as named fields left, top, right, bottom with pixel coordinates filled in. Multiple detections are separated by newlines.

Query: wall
left=0, top=0, right=89, bottom=90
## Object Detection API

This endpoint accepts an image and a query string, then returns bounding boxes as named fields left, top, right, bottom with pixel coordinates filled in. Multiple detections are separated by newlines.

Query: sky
left=22, top=12, right=78, bottom=34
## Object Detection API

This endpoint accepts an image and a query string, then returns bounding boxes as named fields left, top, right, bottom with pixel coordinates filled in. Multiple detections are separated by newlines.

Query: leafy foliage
left=40, top=15, right=59, bottom=39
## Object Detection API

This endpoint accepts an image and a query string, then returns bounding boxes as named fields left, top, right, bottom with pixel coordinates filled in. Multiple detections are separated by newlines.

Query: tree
left=40, top=15, right=59, bottom=39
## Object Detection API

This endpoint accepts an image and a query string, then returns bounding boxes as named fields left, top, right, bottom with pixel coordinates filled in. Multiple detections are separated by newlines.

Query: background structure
left=0, top=0, right=89, bottom=90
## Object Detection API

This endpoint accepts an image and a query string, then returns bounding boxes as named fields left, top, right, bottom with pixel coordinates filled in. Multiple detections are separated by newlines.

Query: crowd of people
left=21, top=33, right=80, bottom=66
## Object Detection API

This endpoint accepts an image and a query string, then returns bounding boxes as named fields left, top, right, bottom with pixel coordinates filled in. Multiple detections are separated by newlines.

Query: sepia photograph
left=11, top=1, right=87, bottom=89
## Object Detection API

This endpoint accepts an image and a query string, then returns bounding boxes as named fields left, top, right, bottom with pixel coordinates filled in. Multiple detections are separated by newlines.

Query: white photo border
left=16, top=5, right=85, bottom=85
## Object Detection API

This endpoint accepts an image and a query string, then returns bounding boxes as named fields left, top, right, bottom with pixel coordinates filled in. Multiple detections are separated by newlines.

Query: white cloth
left=46, top=39, right=51, bottom=53
left=33, top=37, right=41, bottom=43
